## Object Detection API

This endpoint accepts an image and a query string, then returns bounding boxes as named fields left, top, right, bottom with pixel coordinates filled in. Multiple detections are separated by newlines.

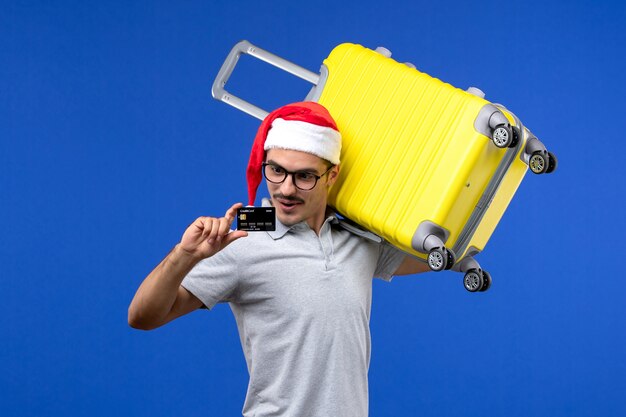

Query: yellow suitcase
left=212, top=41, right=557, bottom=292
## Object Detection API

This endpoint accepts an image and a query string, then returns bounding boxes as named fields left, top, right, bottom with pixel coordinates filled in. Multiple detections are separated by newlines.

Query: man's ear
left=327, top=164, right=341, bottom=186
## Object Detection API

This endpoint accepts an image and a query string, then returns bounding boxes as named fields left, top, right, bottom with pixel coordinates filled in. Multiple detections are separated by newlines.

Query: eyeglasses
left=262, top=162, right=334, bottom=191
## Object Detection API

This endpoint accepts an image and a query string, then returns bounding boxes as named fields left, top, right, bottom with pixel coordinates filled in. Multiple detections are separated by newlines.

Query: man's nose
left=279, top=174, right=298, bottom=195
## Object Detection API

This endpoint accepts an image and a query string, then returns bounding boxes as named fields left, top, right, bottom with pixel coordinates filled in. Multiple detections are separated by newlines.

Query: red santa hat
left=246, top=101, right=341, bottom=205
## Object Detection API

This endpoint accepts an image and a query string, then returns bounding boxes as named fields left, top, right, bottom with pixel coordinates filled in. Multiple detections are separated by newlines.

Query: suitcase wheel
left=492, top=124, right=514, bottom=148
left=463, top=269, right=482, bottom=291
left=529, top=150, right=549, bottom=174
left=464, top=269, right=492, bottom=292
left=546, top=151, right=558, bottom=173
left=427, top=248, right=454, bottom=272
left=480, top=270, right=492, bottom=292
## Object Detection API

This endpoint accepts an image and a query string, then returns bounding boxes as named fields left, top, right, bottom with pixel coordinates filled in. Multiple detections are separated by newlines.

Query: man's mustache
left=273, top=193, right=305, bottom=204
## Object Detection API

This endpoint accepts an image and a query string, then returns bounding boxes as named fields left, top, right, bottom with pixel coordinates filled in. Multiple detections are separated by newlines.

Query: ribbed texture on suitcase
left=318, top=44, right=511, bottom=257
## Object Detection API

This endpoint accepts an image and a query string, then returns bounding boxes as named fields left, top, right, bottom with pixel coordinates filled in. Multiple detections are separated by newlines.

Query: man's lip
left=277, top=199, right=302, bottom=206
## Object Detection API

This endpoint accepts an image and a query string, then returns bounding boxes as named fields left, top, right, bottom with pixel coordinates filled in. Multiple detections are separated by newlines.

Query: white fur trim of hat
left=264, top=118, right=342, bottom=165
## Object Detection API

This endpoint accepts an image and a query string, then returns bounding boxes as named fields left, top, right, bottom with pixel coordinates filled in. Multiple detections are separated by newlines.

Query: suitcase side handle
left=212, top=40, right=321, bottom=120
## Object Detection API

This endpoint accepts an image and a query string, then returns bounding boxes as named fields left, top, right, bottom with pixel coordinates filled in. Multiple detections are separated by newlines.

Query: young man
left=128, top=102, right=428, bottom=416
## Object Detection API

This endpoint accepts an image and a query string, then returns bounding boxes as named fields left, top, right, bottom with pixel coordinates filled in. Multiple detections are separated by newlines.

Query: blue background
left=2, top=1, right=625, bottom=416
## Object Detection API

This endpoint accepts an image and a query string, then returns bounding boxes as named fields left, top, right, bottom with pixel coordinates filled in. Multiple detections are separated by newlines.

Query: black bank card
left=236, top=207, right=276, bottom=231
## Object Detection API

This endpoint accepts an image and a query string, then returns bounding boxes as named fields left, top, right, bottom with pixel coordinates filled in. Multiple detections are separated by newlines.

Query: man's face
left=265, top=148, right=340, bottom=232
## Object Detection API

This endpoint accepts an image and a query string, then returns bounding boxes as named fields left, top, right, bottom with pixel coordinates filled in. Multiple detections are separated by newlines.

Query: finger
left=223, top=230, right=248, bottom=247
left=185, top=217, right=211, bottom=244
left=217, top=217, right=231, bottom=237
left=207, top=218, right=220, bottom=243
left=198, top=217, right=213, bottom=239
left=191, top=216, right=206, bottom=232
left=225, top=202, right=244, bottom=223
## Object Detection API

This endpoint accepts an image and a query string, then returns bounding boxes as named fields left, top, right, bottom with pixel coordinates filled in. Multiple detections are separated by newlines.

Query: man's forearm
left=128, top=245, right=201, bottom=329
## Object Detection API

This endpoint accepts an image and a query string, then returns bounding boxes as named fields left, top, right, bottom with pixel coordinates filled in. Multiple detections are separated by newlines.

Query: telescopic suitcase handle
left=212, top=40, right=321, bottom=120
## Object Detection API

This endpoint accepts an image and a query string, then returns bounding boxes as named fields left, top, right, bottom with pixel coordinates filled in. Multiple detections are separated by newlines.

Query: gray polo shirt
left=181, top=211, right=405, bottom=417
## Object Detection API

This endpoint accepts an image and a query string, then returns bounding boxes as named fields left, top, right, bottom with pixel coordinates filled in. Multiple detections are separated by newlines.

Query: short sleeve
left=181, top=247, right=240, bottom=310
left=373, top=242, right=406, bottom=282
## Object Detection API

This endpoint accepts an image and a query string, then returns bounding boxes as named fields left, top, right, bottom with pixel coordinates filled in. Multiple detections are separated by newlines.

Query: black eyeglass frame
left=261, top=162, right=334, bottom=191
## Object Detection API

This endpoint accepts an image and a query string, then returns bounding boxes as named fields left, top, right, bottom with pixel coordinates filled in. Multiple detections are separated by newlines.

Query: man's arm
left=393, top=255, right=431, bottom=276
left=128, top=245, right=204, bottom=330
left=128, top=203, right=247, bottom=330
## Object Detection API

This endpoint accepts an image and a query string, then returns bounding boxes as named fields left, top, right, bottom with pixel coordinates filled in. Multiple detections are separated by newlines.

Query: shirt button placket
left=319, top=223, right=334, bottom=271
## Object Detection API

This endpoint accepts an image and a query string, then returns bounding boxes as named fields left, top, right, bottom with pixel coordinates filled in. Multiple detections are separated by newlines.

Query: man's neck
left=306, top=206, right=334, bottom=235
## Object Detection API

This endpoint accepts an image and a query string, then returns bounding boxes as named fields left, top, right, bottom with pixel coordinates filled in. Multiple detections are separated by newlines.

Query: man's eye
left=271, top=166, right=285, bottom=174
left=296, top=172, right=315, bottom=181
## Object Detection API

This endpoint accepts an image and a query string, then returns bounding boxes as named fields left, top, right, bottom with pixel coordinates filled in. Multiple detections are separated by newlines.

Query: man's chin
left=276, top=210, right=301, bottom=227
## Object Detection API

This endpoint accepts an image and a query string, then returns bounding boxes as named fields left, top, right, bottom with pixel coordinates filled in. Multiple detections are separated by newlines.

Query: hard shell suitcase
left=212, top=41, right=557, bottom=292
